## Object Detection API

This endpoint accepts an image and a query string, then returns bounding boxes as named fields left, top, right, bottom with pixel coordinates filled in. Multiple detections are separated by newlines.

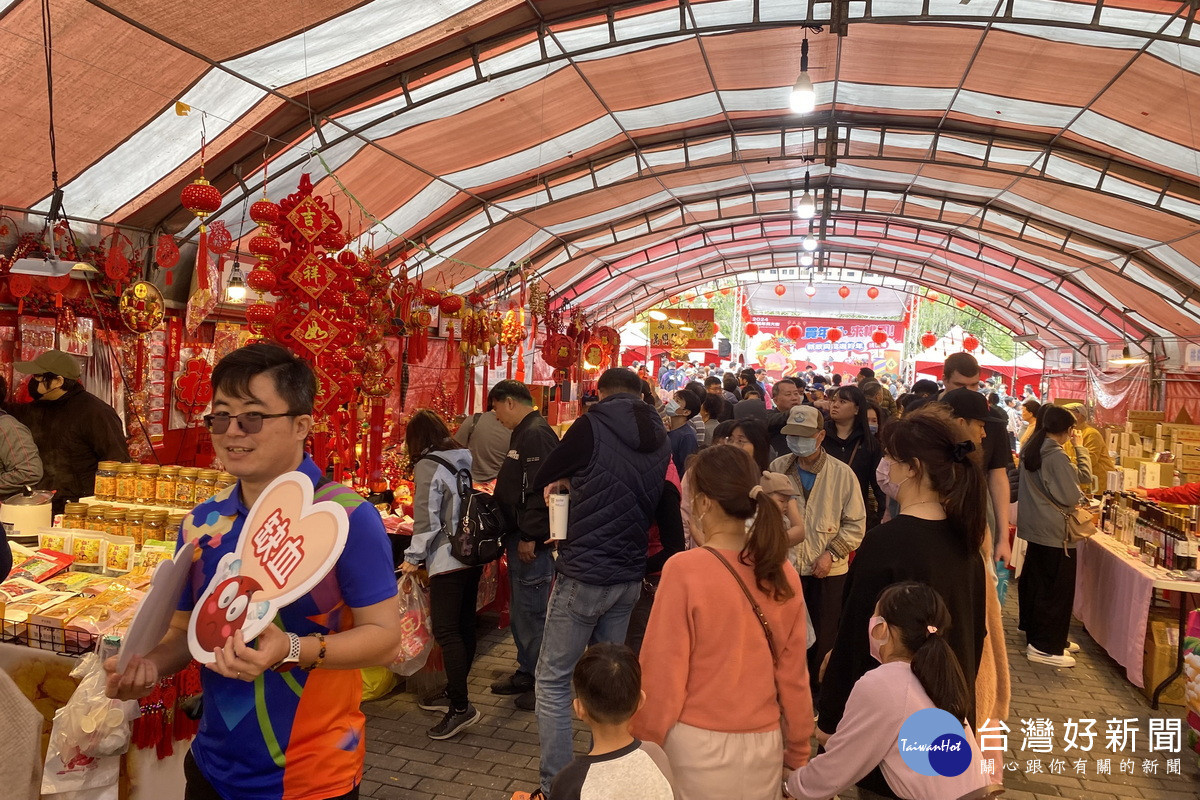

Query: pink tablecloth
left=1072, top=536, right=1154, bottom=688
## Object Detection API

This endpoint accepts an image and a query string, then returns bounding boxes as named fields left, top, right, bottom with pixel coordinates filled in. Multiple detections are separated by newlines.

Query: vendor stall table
left=1073, top=532, right=1199, bottom=708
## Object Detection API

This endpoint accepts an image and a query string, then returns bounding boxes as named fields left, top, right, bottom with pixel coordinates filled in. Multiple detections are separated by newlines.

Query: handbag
left=1027, top=472, right=1097, bottom=545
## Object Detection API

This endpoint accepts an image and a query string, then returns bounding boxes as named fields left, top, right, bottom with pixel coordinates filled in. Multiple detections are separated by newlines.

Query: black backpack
left=421, top=454, right=504, bottom=566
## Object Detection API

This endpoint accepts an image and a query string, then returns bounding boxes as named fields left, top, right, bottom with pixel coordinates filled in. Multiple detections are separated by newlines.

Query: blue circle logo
left=897, top=708, right=971, bottom=777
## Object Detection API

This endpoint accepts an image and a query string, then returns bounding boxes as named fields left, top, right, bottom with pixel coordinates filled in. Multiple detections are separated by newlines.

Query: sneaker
left=491, top=671, right=535, bottom=695
left=428, top=705, right=481, bottom=740
left=1027, top=644, right=1076, bottom=668
left=514, top=689, right=536, bottom=711
left=510, top=790, right=546, bottom=800
left=1066, top=640, right=1081, bottom=654
left=418, top=688, right=450, bottom=712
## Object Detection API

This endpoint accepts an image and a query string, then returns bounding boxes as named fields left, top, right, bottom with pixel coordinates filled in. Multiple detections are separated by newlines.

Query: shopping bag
left=361, top=666, right=397, bottom=701
left=1184, top=608, right=1200, bottom=767
left=390, top=574, right=434, bottom=677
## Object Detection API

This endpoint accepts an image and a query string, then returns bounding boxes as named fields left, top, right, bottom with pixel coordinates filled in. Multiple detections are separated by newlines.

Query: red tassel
left=516, top=348, right=526, bottom=383
left=196, top=225, right=210, bottom=291
left=446, top=323, right=457, bottom=368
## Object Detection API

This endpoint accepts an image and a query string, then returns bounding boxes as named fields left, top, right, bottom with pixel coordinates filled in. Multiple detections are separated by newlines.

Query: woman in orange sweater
left=632, top=445, right=813, bottom=800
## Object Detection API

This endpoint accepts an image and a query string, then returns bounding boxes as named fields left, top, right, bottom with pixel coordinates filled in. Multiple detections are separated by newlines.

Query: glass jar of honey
left=62, top=502, right=89, bottom=529
left=86, top=505, right=109, bottom=530
left=94, top=462, right=120, bottom=502
left=142, top=509, right=169, bottom=545
left=116, top=464, right=138, bottom=504
left=217, top=472, right=237, bottom=489
left=103, top=507, right=126, bottom=537
left=155, top=466, right=180, bottom=507
left=167, top=513, right=187, bottom=538
left=123, top=508, right=145, bottom=547
left=175, top=468, right=199, bottom=509
left=195, top=469, right=219, bottom=503
left=135, top=465, right=160, bottom=505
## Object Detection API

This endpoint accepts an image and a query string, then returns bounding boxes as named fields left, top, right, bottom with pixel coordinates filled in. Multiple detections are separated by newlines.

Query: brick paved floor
left=361, top=584, right=1199, bottom=799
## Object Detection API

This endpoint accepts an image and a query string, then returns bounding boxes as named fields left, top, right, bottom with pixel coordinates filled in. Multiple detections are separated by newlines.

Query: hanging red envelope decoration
left=8, top=274, right=32, bottom=314
left=206, top=220, right=233, bottom=256
left=541, top=333, right=576, bottom=370
left=156, top=234, right=180, bottom=285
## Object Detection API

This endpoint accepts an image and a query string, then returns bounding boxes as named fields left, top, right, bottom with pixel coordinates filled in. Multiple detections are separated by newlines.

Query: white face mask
left=665, top=399, right=681, bottom=416
left=787, top=435, right=818, bottom=457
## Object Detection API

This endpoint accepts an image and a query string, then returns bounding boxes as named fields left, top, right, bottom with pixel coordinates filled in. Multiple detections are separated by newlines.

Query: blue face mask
left=869, top=424, right=879, bottom=434
left=787, top=435, right=818, bottom=457
left=665, top=399, right=681, bottom=416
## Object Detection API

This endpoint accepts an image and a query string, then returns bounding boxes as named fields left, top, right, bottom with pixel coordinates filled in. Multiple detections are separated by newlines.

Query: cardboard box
left=1179, top=455, right=1200, bottom=473
left=1139, top=462, right=1176, bottom=489
left=1142, top=615, right=1187, bottom=707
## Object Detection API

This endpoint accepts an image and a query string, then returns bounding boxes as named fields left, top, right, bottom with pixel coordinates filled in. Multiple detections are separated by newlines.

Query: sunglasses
left=202, top=411, right=297, bottom=435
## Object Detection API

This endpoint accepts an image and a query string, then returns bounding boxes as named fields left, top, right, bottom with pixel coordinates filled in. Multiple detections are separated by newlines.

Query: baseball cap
left=14, top=349, right=81, bottom=380
left=759, top=471, right=798, bottom=496
left=781, top=405, right=823, bottom=437
left=942, top=387, right=990, bottom=422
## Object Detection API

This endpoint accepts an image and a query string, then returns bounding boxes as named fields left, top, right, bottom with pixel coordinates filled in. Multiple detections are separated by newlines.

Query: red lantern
left=838, top=286, right=850, bottom=299
left=249, top=199, right=280, bottom=226
left=926, top=290, right=940, bottom=303
left=703, top=292, right=714, bottom=300
left=421, top=288, right=442, bottom=306
left=785, top=325, right=802, bottom=341
left=346, top=344, right=367, bottom=364
left=712, top=323, right=720, bottom=334
left=871, top=330, right=888, bottom=346
left=318, top=230, right=346, bottom=250
left=774, top=284, right=786, bottom=297
left=246, top=267, right=277, bottom=294
left=956, top=299, right=967, bottom=309
left=745, top=323, right=759, bottom=337
left=920, top=331, right=938, bottom=349
left=245, top=302, right=275, bottom=325
left=349, top=288, right=370, bottom=307
left=181, top=178, right=222, bottom=217
left=740, top=307, right=752, bottom=322
left=867, top=287, right=880, bottom=299
left=352, top=259, right=372, bottom=279
left=720, top=288, right=731, bottom=296
left=962, top=334, right=980, bottom=352
left=337, top=250, right=359, bottom=267
left=248, top=232, right=280, bottom=258
left=826, top=328, right=842, bottom=343
left=439, top=294, right=464, bottom=317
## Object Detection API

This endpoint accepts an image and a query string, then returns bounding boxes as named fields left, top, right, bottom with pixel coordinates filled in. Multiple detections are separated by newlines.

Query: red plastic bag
left=390, top=574, right=433, bottom=676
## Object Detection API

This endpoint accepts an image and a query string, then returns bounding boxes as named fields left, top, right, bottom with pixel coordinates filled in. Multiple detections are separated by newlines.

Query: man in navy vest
left=529, top=368, right=671, bottom=797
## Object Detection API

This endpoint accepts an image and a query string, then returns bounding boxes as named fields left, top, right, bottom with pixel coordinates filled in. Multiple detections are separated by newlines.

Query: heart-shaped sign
left=187, top=472, right=348, bottom=663
left=117, top=541, right=196, bottom=673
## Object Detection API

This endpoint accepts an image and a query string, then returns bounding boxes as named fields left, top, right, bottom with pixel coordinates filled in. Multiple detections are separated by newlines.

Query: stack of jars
left=94, top=461, right=236, bottom=509
left=63, top=502, right=190, bottom=548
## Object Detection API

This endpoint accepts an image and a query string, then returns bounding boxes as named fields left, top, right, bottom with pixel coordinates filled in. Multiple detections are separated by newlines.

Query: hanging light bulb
left=225, top=261, right=246, bottom=304
left=799, top=253, right=814, bottom=267
left=795, top=171, right=816, bottom=219
left=648, top=309, right=668, bottom=321
left=789, top=38, right=815, bottom=114
left=804, top=284, right=817, bottom=298
left=802, top=230, right=818, bottom=252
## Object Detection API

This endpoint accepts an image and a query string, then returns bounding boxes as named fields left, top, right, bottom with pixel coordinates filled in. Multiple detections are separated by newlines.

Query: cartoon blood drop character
left=196, top=575, right=263, bottom=651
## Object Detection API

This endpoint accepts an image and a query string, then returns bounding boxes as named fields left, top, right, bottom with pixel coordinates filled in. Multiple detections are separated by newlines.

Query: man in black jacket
left=488, top=380, right=559, bottom=712
left=14, top=349, right=128, bottom=514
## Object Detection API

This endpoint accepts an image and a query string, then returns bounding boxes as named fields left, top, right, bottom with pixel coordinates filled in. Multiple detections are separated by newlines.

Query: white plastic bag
left=390, top=574, right=434, bottom=676
left=41, top=653, right=138, bottom=799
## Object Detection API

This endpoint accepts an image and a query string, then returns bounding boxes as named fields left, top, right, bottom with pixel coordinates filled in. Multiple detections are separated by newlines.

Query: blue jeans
left=505, top=535, right=554, bottom=676
left=535, top=574, right=642, bottom=794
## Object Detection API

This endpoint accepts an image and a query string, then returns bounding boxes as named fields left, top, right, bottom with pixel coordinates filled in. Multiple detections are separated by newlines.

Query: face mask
left=876, top=456, right=909, bottom=500
left=787, top=435, right=818, bottom=457
left=665, top=400, right=680, bottom=416
left=868, top=615, right=888, bottom=663
left=868, top=424, right=878, bottom=434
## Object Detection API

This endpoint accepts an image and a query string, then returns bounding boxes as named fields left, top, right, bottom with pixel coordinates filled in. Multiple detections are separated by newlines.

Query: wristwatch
left=273, top=632, right=302, bottom=671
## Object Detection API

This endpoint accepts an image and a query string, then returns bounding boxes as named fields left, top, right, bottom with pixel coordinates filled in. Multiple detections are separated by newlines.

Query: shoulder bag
left=1027, top=471, right=1097, bottom=546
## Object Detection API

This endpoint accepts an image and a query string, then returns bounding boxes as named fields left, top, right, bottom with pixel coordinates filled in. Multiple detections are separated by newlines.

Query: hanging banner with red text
left=747, top=315, right=906, bottom=375
left=648, top=308, right=716, bottom=349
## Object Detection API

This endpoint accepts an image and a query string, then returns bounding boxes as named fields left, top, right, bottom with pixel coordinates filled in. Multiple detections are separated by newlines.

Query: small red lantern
left=745, top=322, right=759, bottom=337
left=956, top=299, right=967, bottom=309
left=346, top=344, right=367, bottom=364
left=318, top=230, right=346, bottom=251
left=351, top=259, right=372, bottom=279
left=720, top=288, right=731, bottom=296
left=740, top=307, right=752, bottom=322
left=245, top=302, right=275, bottom=325
left=703, top=292, right=714, bottom=300
left=838, top=286, right=850, bottom=299
left=349, top=288, right=370, bottom=307
left=712, top=322, right=720, bottom=334
left=962, top=334, right=980, bottom=352
left=774, top=284, right=786, bottom=297
left=249, top=199, right=280, bottom=226
left=337, top=250, right=359, bottom=267
left=871, top=330, right=888, bottom=346
left=786, top=324, right=802, bottom=341
left=920, top=331, right=938, bottom=349
left=246, top=267, right=277, bottom=294
left=421, top=288, right=442, bottom=306
left=181, top=178, right=222, bottom=218
left=248, top=232, right=280, bottom=258
left=926, top=290, right=940, bottom=303
left=439, top=294, right=464, bottom=317
left=867, top=287, right=880, bottom=300
left=826, top=328, right=842, bottom=343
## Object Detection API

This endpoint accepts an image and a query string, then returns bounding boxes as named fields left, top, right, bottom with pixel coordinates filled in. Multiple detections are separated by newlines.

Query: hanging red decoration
left=155, top=234, right=179, bottom=270
left=962, top=334, right=980, bottom=352
left=173, top=357, right=214, bottom=421
left=118, top=281, right=166, bottom=333
left=774, top=284, right=786, bottom=297
left=956, top=299, right=967, bottom=309
left=421, top=288, right=442, bottom=307
left=720, top=288, right=731, bottom=295
left=744, top=322, right=759, bottom=337
left=871, top=330, right=888, bottom=346
left=246, top=267, right=277, bottom=295
left=826, top=328, right=842, bottom=343
left=838, top=286, right=850, bottom=299
left=249, top=199, right=280, bottom=226
left=439, top=294, right=464, bottom=317
left=581, top=340, right=605, bottom=370
left=926, top=290, right=940, bottom=303
left=712, top=322, right=720, bottom=334
left=740, top=306, right=752, bottom=322
left=866, top=286, right=880, bottom=300
left=920, top=331, right=938, bottom=349
left=785, top=324, right=802, bottom=341
left=245, top=302, right=275, bottom=326
left=703, top=292, right=714, bottom=300
left=541, top=333, right=577, bottom=370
